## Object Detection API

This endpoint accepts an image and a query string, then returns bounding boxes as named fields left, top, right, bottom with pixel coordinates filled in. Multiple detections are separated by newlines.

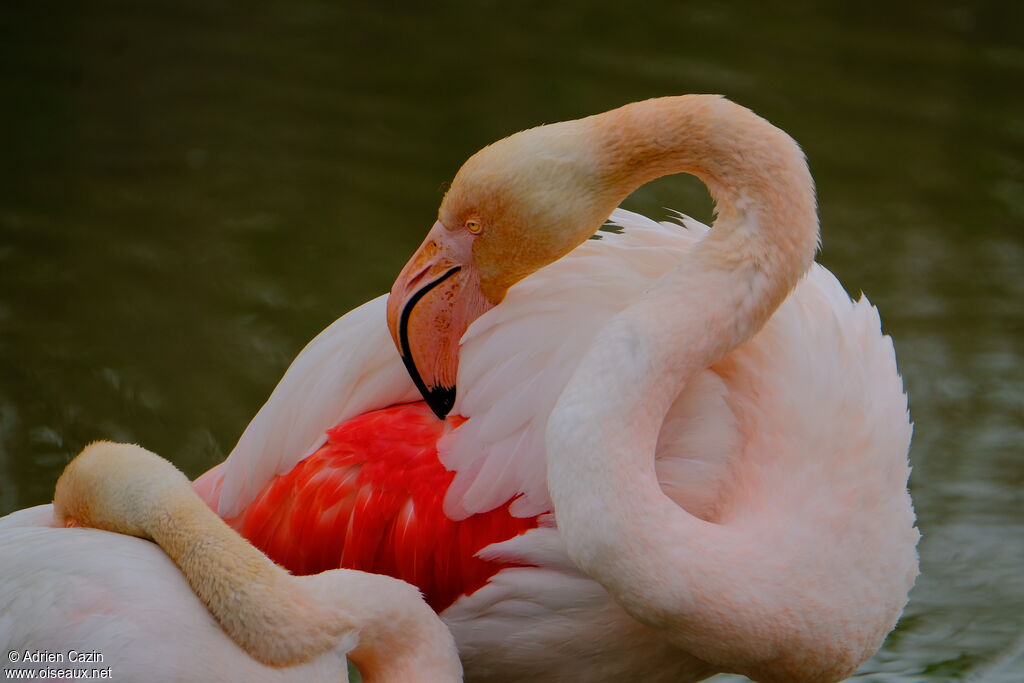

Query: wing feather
left=215, top=295, right=419, bottom=517
left=443, top=209, right=698, bottom=518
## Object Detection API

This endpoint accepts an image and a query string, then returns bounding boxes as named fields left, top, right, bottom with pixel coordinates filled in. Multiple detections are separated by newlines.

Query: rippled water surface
left=1, top=1, right=1021, bottom=680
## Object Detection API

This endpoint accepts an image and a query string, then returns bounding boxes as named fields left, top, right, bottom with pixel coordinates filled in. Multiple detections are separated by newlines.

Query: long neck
left=146, top=486, right=459, bottom=680
left=546, top=97, right=829, bottom=680
left=141, top=488, right=353, bottom=667
left=304, top=571, right=463, bottom=683
left=586, top=95, right=819, bottom=333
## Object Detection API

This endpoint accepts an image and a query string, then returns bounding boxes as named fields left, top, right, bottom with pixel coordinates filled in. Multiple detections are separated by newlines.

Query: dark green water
left=1, top=1, right=1021, bottom=680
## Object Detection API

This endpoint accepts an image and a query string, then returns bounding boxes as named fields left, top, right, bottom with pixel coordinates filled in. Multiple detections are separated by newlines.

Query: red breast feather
left=227, top=402, right=541, bottom=612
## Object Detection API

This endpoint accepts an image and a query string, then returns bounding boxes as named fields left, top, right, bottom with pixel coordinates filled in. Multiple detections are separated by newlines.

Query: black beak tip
left=425, top=384, right=456, bottom=420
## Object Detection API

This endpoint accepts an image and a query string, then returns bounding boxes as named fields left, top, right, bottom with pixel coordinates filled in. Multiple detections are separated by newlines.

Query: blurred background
left=1, top=1, right=1021, bottom=680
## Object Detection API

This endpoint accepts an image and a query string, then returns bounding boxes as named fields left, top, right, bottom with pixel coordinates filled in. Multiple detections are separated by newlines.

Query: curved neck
left=585, top=95, right=819, bottom=334
left=140, top=488, right=352, bottom=667
left=547, top=97, right=826, bottom=680
left=136, top=476, right=460, bottom=680
left=305, top=571, right=463, bottom=683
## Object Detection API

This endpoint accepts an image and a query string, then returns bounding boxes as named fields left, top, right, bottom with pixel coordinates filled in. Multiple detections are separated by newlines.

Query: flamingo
left=0, top=442, right=462, bottom=682
left=193, top=95, right=918, bottom=681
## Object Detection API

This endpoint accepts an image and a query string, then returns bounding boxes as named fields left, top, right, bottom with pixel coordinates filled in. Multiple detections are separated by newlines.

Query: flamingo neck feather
left=152, top=493, right=461, bottom=680
left=143, top=487, right=354, bottom=667
left=544, top=97, right=865, bottom=682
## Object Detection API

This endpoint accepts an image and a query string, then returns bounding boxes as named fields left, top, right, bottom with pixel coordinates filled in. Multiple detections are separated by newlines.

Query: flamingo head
left=388, top=117, right=626, bottom=418
left=53, top=441, right=190, bottom=537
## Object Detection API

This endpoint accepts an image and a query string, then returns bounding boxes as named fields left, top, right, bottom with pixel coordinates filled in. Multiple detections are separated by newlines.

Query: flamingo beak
left=387, top=221, right=493, bottom=419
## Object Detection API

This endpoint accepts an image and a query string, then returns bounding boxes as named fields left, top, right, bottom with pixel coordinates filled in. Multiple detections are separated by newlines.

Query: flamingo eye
left=466, top=220, right=483, bottom=235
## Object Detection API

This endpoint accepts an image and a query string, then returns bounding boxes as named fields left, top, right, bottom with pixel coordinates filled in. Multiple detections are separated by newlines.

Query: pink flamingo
left=0, top=442, right=461, bottom=682
left=193, top=95, right=918, bottom=682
